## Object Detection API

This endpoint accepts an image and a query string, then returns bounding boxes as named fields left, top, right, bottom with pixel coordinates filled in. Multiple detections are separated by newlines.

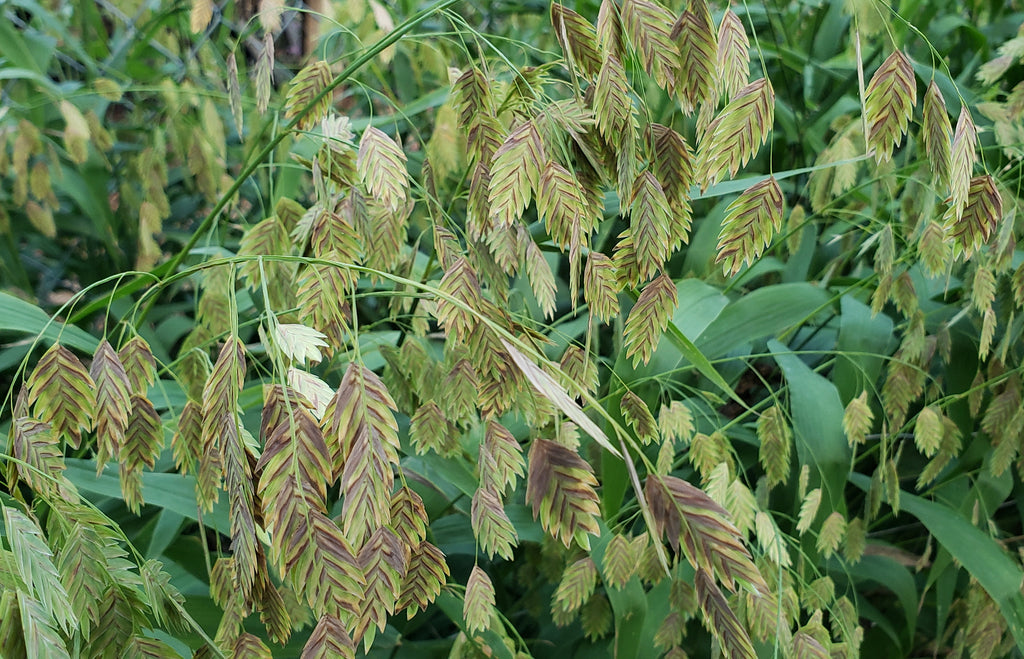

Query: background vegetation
left=1, top=0, right=1024, bottom=656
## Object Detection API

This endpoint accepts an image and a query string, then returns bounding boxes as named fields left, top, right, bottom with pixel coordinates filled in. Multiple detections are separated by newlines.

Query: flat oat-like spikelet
left=551, top=4, right=602, bottom=80
left=695, top=569, right=756, bottom=659
left=623, top=273, right=678, bottom=366
left=354, top=526, right=409, bottom=648
left=11, top=418, right=66, bottom=499
left=284, top=60, right=333, bottom=130
left=479, top=420, right=525, bottom=495
left=949, top=107, right=978, bottom=220
left=538, top=160, right=590, bottom=250
left=488, top=119, right=545, bottom=228
left=464, top=566, right=496, bottom=634
left=644, top=474, right=766, bottom=593
left=716, top=176, right=784, bottom=276
left=716, top=10, right=750, bottom=102
left=696, top=78, right=774, bottom=189
left=620, top=0, right=679, bottom=92
left=397, top=541, right=449, bottom=618
left=526, top=439, right=601, bottom=549
left=671, top=2, right=717, bottom=114
left=584, top=251, right=619, bottom=323
left=471, top=487, right=518, bottom=560
left=602, top=533, right=637, bottom=588
left=593, top=54, right=635, bottom=143
left=943, top=174, right=1002, bottom=260
left=89, top=339, right=131, bottom=473
left=629, top=171, right=673, bottom=282
left=302, top=615, right=355, bottom=659
left=922, top=81, right=952, bottom=188
left=621, top=391, right=658, bottom=444
left=646, top=123, right=694, bottom=238
left=27, top=343, right=95, bottom=449
left=864, top=50, right=917, bottom=163
left=357, top=127, right=409, bottom=212
left=434, top=257, right=483, bottom=341
left=553, top=557, right=597, bottom=614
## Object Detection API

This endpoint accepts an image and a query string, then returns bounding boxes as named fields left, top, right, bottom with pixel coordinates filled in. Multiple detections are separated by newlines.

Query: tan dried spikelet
left=190, top=0, right=213, bottom=33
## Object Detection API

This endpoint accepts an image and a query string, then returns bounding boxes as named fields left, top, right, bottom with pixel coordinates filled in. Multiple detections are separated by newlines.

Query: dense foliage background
left=2, top=0, right=1024, bottom=657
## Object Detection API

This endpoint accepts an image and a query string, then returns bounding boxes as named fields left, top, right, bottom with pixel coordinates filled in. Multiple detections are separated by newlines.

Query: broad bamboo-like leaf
left=584, top=251, right=619, bottom=323
left=357, top=127, right=409, bottom=212
left=672, top=4, right=717, bottom=114
left=695, top=569, right=756, bottom=659
left=864, top=50, right=916, bottom=163
left=479, top=420, right=525, bottom=495
left=716, top=10, right=750, bottom=101
left=949, top=107, right=978, bottom=222
left=551, top=4, right=602, bottom=79
left=488, top=120, right=545, bottom=227
left=464, top=566, right=495, bottom=634
left=944, top=174, right=1002, bottom=260
left=621, top=0, right=678, bottom=91
left=629, top=171, right=673, bottom=281
left=922, top=81, right=952, bottom=188
left=716, top=175, right=784, bottom=276
left=621, top=391, right=658, bottom=444
left=90, top=339, right=131, bottom=472
left=524, top=239, right=558, bottom=319
left=593, top=55, right=634, bottom=144
left=645, top=475, right=766, bottom=593
left=302, top=615, right=355, bottom=659
left=526, top=439, right=602, bottom=549
left=696, top=78, right=774, bottom=188
left=27, top=343, right=95, bottom=449
left=285, top=61, right=332, bottom=130
left=757, top=404, right=792, bottom=487
left=397, top=541, right=449, bottom=618
left=3, top=506, right=77, bottom=634
left=471, top=487, right=518, bottom=560
left=354, top=526, right=409, bottom=647
left=624, top=273, right=678, bottom=366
